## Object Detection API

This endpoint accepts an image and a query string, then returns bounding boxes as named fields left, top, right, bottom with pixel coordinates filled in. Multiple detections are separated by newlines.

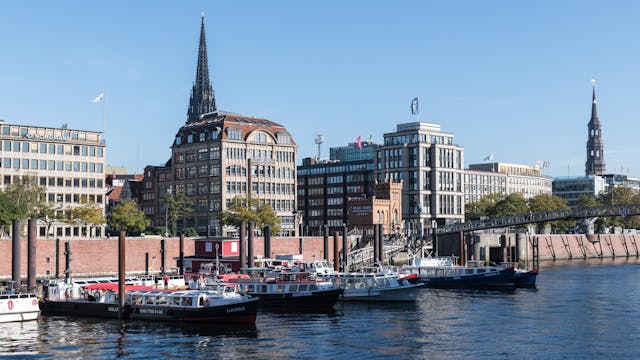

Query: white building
left=0, top=120, right=106, bottom=237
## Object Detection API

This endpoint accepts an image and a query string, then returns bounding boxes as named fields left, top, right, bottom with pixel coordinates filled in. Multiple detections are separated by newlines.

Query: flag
left=91, top=93, right=104, bottom=103
left=355, top=135, right=362, bottom=149
left=411, top=97, right=418, bottom=115
left=483, top=154, right=494, bottom=161
left=543, top=161, right=550, bottom=169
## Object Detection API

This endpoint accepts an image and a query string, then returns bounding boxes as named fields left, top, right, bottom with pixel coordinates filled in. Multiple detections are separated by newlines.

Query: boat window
left=309, top=284, right=317, bottom=291
left=157, top=296, right=168, bottom=305
left=132, top=295, right=143, bottom=305
left=246, top=285, right=255, bottom=293
left=182, top=297, right=193, bottom=307
left=465, top=269, right=474, bottom=275
left=145, top=296, right=156, bottom=305
left=477, top=268, right=486, bottom=273
left=276, top=285, right=285, bottom=293
left=170, top=297, right=181, bottom=306
left=298, top=284, right=308, bottom=291
left=259, top=285, right=267, bottom=293
left=289, top=285, right=298, bottom=292
left=199, top=297, right=204, bottom=306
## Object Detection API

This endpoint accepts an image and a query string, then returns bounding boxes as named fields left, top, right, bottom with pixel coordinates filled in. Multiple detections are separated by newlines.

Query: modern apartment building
left=465, top=162, right=552, bottom=203
left=375, top=122, right=465, bottom=235
left=0, top=120, right=105, bottom=237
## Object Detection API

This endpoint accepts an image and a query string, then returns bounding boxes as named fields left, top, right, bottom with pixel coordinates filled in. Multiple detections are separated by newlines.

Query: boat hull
left=254, top=288, right=343, bottom=312
left=40, top=300, right=125, bottom=319
left=419, top=268, right=515, bottom=289
left=0, top=295, right=41, bottom=323
left=340, top=284, right=423, bottom=302
left=515, top=270, right=538, bottom=287
left=129, top=298, right=258, bottom=324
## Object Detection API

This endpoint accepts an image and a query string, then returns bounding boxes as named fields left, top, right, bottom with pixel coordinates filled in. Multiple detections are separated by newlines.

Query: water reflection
left=0, top=320, right=39, bottom=356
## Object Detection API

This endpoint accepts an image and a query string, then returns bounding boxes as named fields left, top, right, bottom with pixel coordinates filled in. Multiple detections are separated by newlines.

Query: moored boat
left=221, top=270, right=343, bottom=312
left=328, top=270, right=423, bottom=302
left=0, top=291, right=40, bottom=323
left=403, top=257, right=515, bottom=289
left=40, top=280, right=258, bottom=324
left=126, top=284, right=258, bottom=324
left=500, top=262, right=538, bottom=287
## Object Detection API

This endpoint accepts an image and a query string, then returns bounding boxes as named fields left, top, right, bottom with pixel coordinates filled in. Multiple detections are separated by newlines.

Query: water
left=2, top=258, right=639, bottom=359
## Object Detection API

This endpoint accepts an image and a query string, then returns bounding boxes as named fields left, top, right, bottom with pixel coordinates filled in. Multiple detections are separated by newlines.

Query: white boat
left=0, top=292, right=40, bottom=323
left=402, top=256, right=515, bottom=288
left=327, top=269, right=423, bottom=302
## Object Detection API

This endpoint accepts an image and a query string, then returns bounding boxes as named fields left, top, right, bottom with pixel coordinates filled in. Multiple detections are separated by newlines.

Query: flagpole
left=102, top=90, right=106, bottom=141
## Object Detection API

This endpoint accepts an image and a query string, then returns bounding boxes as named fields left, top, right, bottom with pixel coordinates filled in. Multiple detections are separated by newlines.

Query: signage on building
left=24, top=133, right=71, bottom=142
left=351, top=205, right=372, bottom=216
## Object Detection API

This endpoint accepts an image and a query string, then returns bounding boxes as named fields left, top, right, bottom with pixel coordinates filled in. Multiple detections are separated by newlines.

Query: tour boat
left=327, top=270, right=423, bottom=302
left=220, top=270, right=343, bottom=312
left=40, top=280, right=258, bottom=324
left=499, top=262, right=538, bottom=287
left=402, top=257, right=515, bottom=289
left=0, top=291, right=40, bottom=323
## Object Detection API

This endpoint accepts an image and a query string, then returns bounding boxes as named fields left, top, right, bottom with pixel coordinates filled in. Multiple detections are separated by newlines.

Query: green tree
left=67, top=201, right=106, bottom=237
left=597, top=186, right=640, bottom=229
left=107, top=200, right=149, bottom=234
left=163, top=192, right=194, bottom=236
left=0, top=176, right=46, bottom=234
left=465, top=193, right=506, bottom=220
left=221, top=195, right=281, bottom=234
left=37, top=202, right=64, bottom=238
left=494, top=193, right=529, bottom=217
left=3, top=176, right=46, bottom=220
left=576, top=194, right=600, bottom=208
left=528, top=194, right=571, bottom=233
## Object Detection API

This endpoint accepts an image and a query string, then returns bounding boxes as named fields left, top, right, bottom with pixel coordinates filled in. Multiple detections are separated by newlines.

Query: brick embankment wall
left=0, top=236, right=197, bottom=279
left=531, top=234, right=640, bottom=261
left=0, top=235, right=353, bottom=279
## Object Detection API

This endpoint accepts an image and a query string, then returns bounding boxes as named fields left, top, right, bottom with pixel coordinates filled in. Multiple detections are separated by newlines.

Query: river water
left=2, top=258, right=639, bottom=359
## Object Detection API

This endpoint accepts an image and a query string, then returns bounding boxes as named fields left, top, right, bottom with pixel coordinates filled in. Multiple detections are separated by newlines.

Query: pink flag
left=356, top=136, right=362, bottom=149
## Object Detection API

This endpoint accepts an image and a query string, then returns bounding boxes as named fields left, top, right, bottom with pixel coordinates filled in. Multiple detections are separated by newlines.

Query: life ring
left=32, top=299, right=38, bottom=306
left=7, top=300, right=14, bottom=310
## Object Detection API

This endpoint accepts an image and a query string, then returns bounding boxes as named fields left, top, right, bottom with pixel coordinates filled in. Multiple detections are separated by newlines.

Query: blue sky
left=1, top=1, right=639, bottom=178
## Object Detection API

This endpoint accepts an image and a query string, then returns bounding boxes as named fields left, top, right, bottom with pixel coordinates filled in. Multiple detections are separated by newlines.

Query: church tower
left=585, top=82, right=606, bottom=176
left=186, top=13, right=217, bottom=123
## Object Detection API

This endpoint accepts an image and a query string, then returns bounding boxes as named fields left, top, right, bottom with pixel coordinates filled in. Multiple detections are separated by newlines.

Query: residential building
left=375, top=122, right=465, bottom=235
left=142, top=15, right=297, bottom=237
left=465, top=162, right=552, bottom=203
left=0, top=120, right=105, bottom=237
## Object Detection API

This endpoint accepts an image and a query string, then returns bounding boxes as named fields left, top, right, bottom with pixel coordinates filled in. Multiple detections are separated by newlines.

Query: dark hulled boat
left=221, top=270, right=343, bottom=312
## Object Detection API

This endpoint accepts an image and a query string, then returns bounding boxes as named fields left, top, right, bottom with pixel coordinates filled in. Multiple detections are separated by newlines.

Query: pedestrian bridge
left=435, top=205, right=640, bottom=235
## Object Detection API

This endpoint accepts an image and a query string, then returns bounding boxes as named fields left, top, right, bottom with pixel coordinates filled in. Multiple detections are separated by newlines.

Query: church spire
left=187, top=13, right=217, bottom=123
left=585, top=80, right=606, bottom=176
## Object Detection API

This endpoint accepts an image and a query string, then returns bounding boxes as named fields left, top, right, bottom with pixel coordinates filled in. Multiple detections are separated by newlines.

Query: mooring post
left=27, top=219, right=37, bottom=291
left=179, top=233, right=184, bottom=275
left=118, top=230, right=126, bottom=320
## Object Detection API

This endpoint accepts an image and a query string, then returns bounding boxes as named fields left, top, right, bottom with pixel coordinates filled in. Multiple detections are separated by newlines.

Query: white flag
left=91, top=93, right=104, bottom=103
left=484, top=154, right=494, bottom=161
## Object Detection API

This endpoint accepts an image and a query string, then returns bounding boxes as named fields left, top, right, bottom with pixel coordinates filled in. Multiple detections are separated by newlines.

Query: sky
left=1, top=1, right=640, bottom=178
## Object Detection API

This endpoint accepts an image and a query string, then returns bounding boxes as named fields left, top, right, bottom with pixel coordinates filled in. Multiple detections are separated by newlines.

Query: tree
left=163, top=192, right=194, bottom=236
left=596, top=186, right=640, bottom=229
left=576, top=194, right=600, bottom=208
left=37, top=202, right=64, bottom=239
left=528, top=194, right=571, bottom=233
left=221, top=195, right=281, bottom=234
left=0, top=176, right=46, bottom=234
left=67, top=201, right=106, bottom=237
left=465, top=193, right=506, bottom=220
left=107, top=200, right=149, bottom=234
left=494, top=193, right=529, bottom=217
left=3, top=176, right=46, bottom=220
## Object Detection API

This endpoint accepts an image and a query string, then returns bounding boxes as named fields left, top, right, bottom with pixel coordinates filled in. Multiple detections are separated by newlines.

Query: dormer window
left=226, top=126, right=242, bottom=140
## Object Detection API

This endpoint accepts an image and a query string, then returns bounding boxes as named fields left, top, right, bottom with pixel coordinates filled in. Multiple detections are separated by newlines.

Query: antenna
left=314, top=134, right=324, bottom=160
